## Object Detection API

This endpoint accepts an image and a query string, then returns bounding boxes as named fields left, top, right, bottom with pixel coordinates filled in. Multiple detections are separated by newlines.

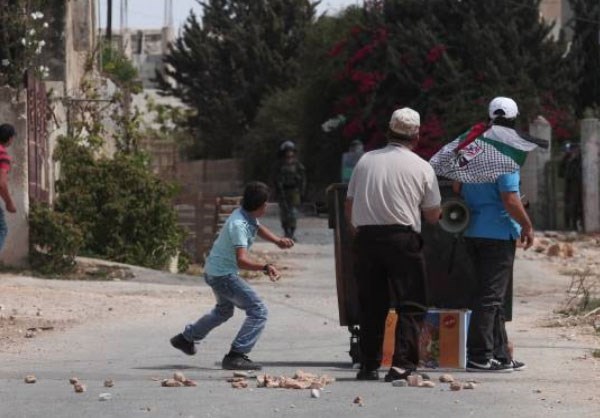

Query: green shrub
left=53, top=136, right=184, bottom=269
left=29, top=203, right=84, bottom=275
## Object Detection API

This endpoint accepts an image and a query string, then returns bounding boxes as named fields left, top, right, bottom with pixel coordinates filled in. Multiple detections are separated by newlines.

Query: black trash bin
left=327, top=181, right=513, bottom=363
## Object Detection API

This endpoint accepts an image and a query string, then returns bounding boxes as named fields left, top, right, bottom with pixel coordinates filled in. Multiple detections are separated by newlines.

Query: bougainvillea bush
left=319, top=0, right=576, bottom=161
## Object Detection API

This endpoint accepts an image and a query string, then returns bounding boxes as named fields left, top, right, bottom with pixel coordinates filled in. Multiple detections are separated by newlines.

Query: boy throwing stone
left=170, top=182, right=294, bottom=370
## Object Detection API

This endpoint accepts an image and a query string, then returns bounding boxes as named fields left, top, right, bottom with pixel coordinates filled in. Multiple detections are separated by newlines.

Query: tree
left=243, top=6, right=366, bottom=193
left=157, top=0, right=317, bottom=159
left=324, top=0, right=575, bottom=159
left=568, top=0, right=600, bottom=116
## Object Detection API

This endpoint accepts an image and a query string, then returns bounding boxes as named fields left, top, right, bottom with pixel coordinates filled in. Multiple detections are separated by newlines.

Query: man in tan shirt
left=345, top=108, right=441, bottom=382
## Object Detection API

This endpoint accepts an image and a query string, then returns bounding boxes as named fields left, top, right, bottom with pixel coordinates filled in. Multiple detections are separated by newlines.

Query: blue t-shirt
left=461, top=172, right=521, bottom=240
left=204, top=208, right=259, bottom=276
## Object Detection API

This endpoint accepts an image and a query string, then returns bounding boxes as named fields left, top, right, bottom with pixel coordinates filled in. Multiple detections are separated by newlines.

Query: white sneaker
left=466, top=359, right=514, bottom=372
left=504, top=359, right=527, bottom=371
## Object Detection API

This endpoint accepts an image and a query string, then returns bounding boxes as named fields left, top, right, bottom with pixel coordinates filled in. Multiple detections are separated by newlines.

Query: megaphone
left=439, top=198, right=470, bottom=234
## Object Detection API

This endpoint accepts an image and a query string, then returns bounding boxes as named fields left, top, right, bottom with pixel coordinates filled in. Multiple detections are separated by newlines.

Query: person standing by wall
left=345, top=108, right=441, bottom=382
left=558, top=142, right=582, bottom=230
left=459, top=97, right=533, bottom=373
left=274, top=141, right=306, bottom=241
left=341, top=139, right=364, bottom=183
left=0, top=124, right=17, bottom=251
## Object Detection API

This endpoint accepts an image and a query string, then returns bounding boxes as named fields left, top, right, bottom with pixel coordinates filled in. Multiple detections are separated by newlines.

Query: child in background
left=0, top=124, right=17, bottom=251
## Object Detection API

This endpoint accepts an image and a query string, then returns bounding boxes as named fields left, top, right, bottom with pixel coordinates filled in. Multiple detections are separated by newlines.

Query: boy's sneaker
left=222, top=353, right=263, bottom=370
left=466, top=358, right=513, bottom=372
left=356, top=368, right=380, bottom=381
left=384, top=367, right=412, bottom=382
left=504, top=359, right=527, bottom=371
left=170, top=333, right=196, bottom=356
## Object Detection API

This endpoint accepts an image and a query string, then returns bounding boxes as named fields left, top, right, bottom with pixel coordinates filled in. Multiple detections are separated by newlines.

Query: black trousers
left=465, top=238, right=515, bottom=363
left=353, top=225, right=427, bottom=371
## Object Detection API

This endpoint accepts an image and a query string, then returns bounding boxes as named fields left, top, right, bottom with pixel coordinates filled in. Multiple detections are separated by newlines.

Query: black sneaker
left=504, top=359, right=527, bottom=371
left=356, top=368, right=379, bottom=381
left=170, top=333, right=196, bottom=356
left=222, top=353, right=262, bottom=370
left=467, top=359, right=513, bottom=373
left=384, top=367, right=412, bottom=382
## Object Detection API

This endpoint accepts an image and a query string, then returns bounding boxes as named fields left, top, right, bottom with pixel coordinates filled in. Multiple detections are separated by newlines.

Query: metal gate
left=26, top=72, right=49, bottom=204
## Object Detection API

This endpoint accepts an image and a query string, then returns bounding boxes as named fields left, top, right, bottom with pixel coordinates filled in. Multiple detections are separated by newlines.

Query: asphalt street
left=0, top=214, right=598, bottom=418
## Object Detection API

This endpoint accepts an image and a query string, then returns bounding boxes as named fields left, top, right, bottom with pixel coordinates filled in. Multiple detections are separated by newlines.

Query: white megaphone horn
left=439, top=198, right=470, bottom=234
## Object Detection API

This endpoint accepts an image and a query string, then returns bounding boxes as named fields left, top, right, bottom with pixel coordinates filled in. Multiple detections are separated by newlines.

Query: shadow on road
left=256, top=361, right=353, bottom=369
left=134, top=364, right=215, bottom=371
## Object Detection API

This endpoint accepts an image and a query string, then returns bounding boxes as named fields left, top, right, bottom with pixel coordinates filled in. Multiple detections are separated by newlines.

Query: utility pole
left=164, top=0, right=173, bottom=29
left=106, top=0, right=113, bottom=43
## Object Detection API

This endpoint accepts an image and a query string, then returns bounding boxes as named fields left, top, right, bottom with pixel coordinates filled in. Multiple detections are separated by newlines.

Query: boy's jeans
left=183, top=273, right=268, bottom=354
left=0, top=207, right=7, bottom=250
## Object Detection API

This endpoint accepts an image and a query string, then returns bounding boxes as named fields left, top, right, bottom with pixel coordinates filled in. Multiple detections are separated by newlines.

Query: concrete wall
left=521, top=116, right=552, bottom=229
left=581, top=118, right=600, bottom=232
left=539, top=0, right=573, bottom=41
left=0, top=88, right=29, bottom=266
left=65, top=0, right=97, bottom=93
left=108, top=28, right=174, bottom=88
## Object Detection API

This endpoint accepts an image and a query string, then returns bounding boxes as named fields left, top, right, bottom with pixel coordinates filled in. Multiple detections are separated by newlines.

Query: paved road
left=0, top=214, right=598, bottom=417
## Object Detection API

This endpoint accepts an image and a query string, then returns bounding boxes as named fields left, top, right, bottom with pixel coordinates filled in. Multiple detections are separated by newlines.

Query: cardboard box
left=382, top=309, right=471, bottom=370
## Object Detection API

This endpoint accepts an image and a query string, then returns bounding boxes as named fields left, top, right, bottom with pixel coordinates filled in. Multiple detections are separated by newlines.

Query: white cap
left=389, top=107, right=420, bottom=136
left=488, top=97, right=519, bottom=120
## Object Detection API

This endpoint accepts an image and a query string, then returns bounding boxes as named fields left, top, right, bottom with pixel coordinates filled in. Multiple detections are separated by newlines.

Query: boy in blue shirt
left=170, top=182, right=294, bottom=370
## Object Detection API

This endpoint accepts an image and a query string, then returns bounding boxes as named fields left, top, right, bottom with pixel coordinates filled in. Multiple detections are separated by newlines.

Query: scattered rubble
left=69, top=377, right=79, bottom=385
left=173, top=372, right=186, bottom=383
left=183, top=379, right=198, bottom=387
left=310, top=389, right=321, bottom=398
left=74, top=383, right=86, bottom=393
left=161, top=379, right=183, bottom=388
left=24, top=375, right=37, bottom=384
left=353, top=396, right=364, bottom=407
left=463, top=382, right=476, bottom=390
left=104, top=379, right=114, bottom=388
left=233, top=371, right=249, bottom=378
left=98, top=393, right=112, bottom=401
left=419, top=381, right=436, bottom=388
left=439, top=374, right=454, bottom=383
left=407, top=374, right=423, bottom=387
left=255, top=370, right=335, bottom=390
left=547, top=244, right=562, bottom=257
left=231, top=380, right=248, bottom=389
left=392, top=379, right=408, bottom=387
left=161, top=372, right=197, bottom=388
left=450, top=382, right=462, bottom=391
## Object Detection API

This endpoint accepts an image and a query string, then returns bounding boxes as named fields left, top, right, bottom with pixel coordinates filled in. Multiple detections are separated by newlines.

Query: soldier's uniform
left=275, top=158, right=306, bottom=240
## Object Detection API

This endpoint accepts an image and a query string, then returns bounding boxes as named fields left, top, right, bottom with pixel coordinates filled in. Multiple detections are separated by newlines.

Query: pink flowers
left=328, top=40, right=348, bottom=58
left=342, top=118, right=364, bottom=139
left=426, top=44, right=447, bottom=63
left=421, top=77, right=435, bottom=91
left=350, top=70, right=384, bottom=93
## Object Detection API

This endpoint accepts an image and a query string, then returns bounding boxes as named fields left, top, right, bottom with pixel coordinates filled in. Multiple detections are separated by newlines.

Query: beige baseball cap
left=488, top=97, right=519, bottom=119
left=389, top=107, right=420, bottom=136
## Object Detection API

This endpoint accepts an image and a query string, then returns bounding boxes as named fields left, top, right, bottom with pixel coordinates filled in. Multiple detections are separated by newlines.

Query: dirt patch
left=0, top=274, right=205, bottom=353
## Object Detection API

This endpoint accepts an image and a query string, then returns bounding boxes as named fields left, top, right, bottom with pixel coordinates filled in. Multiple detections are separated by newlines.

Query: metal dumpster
left=327, top=181, right=513, bottom=363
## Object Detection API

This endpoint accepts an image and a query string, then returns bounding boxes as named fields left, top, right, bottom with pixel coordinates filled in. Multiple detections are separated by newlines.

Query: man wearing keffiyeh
left=431, top=97, right=535, bottom=373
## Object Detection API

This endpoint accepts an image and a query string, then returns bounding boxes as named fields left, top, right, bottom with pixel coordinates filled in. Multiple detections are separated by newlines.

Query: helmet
left=279, top=140, right=296, bottom=152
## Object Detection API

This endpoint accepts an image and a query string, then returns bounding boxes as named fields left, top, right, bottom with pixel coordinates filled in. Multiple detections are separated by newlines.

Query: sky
left=98, top=0, right=362, bottom=30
